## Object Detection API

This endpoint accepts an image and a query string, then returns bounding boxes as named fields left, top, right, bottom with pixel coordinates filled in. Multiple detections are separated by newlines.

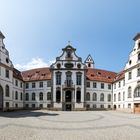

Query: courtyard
left=0, top=110, right=140, bottom=140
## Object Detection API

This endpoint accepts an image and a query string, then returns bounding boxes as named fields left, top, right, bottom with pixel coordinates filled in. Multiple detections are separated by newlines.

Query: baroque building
left=0, top=31, right=140, bottom=112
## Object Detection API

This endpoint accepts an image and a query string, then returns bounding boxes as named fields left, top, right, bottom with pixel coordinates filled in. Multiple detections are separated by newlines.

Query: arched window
left=86, top=93, right=90, bottom=101
left=47, top=92, right=51, bottom=100
left=134, top=86, right=140, bottom=97
left=25, top=93, right=29, bottom=101
left=32, top=92, right=35, bottom=101
left=76, top=90, right=81, bottom=103
left=108, top=94, right=111, bottom=102
left=39, top=92, right=43, bottom=100
left=93, top=93, right=97, bottom=101
left=5, top=85, right=9, bottom=97
left=56, top=90, right=61, bottom=103
left=128, top=87, right=132, bottom=98
left=15, top=91, right=18, bottom=100
left=118, top=92, right=121, bottom=101
left=100, top=93, right=104, bottom=101
left=138, top=53, right=140, bottom=61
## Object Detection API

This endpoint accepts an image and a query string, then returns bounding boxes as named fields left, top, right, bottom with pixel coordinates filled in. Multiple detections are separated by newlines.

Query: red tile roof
left=21, top=67, right=51, bottom=82
left=13, top=67, right=124, bottom=83
left=114, top=71, right=125, bottom=82
left=13, top=68, right=23, bottom=81
left=86, top=68, right=117, bottom=83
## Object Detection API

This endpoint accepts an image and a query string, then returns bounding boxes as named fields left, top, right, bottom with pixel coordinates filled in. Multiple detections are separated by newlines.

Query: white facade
left=0, top=31, right=140, bottom=112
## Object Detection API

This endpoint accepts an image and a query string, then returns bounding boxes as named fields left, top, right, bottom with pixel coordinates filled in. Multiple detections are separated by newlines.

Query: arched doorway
left=0, top=86, right=3, bottom=111
left=65, top=90, right=72, bottom=102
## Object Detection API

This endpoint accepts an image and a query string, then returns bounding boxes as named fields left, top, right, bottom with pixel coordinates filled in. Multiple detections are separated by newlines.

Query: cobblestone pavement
left=0, top=110, right=140, bottom=140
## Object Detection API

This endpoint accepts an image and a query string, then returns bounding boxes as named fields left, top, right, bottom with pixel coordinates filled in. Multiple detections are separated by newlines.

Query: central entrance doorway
left=65, top=104, right=72, bottom=111
left=65, top=90, right=72, bottom=102
left=65, top=90, right=72, bottom=111
left=0, top=86, right=3, bottom=111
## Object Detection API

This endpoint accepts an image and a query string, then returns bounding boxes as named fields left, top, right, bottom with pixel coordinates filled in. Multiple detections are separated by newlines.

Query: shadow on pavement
left=0, top=110, right=59, bottom=118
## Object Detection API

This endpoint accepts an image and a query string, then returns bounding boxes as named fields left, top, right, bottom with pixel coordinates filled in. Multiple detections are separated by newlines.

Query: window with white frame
left=128, top=72, right=132, bottom=80
left=128, top=87, right=132, bottom=98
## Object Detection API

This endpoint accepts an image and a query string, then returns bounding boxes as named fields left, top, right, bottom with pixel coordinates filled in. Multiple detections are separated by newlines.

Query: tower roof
left=133, top=33, right=140, bottom=41
left=0, top=31, right=5, bottom=39
left=85, top=54, right=94, bottom=64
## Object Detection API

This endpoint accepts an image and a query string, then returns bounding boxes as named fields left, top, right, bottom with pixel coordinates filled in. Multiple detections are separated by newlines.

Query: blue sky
left=0, top=0, right=140, bottom=72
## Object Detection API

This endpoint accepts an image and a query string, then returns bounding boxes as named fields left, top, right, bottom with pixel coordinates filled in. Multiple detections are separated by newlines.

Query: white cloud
left=14, top=57, right=55, bottom=71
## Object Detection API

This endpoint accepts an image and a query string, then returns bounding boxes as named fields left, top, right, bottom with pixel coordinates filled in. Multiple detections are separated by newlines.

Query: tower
left=85, top=54, right=95, bottom=68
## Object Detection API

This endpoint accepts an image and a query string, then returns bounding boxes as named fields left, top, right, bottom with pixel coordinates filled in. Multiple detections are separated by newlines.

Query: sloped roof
left=0, top=31, right=5, bottom=39
left=133, top=33, right=140, bottom=41
left=21, top=67, right=51, bottom=82
left=13, top=68, right=23, bottom=81
left=13, top=67, right=124, bottom=83
left=86, top=68, right=117, bottom=83
left=114, top=71, right=125, bottom=82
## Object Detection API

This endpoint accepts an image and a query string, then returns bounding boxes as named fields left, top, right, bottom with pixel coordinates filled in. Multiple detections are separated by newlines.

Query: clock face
left=64, top=63, right=74, bottom=69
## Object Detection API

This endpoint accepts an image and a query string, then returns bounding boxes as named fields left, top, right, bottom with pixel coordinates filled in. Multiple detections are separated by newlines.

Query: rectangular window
left=20, top=82, right=23, bottom=88
left=5, top=69, right=9, bottom=78
left=47, top=81, right=51, bottom=87
left=25, top=104, right=29, bottom=108
left=93, top=104, right=96, bottom=108
left=108, top=105, right=111, bottom=108
left=114, top=94, right=116, bottom=102
left=15, top=91, right=18, bottom=100
left=32, top=104, right=35, bottom=108
left=25, top=83, right=29, bottom=89
left=100, top=105, right=104, bottom=108
left=39, top=82, right=43, bottom=88
left=101, top=83, right=104, bottom=89
left=76, top=74, right=82, bottom=85
left=15, top=80, right=18, bottom=87
left=93, top=82, right=97, bottom=88
left=87, top=82, right=90, bottom=88
left=6, top=102, right=9, bottom=108
left=123, top=80, right=125, bottom=86
left=20, top=92, right=23, bottom=100
left=118, top=82, right=121, bottom=88
left=128, top=103, right=131, bottom=108
left=56, top=73, right=61, bottom=85
left=15, top=104, right=18, bottom=108
left=128, top=72, right=132, bottom=80
left=123, top=92, right=125, bottom=101
left=108, top=84, right=111, bottom=89
left=137, top=68, right=140, bottom=77
left=39, top=104, right=43, bottom=108
left=114, top=83, right=116, bottom=89
left=32, top=83, right=36, bottom=88
left=47, top=104, right=51, bottom=108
